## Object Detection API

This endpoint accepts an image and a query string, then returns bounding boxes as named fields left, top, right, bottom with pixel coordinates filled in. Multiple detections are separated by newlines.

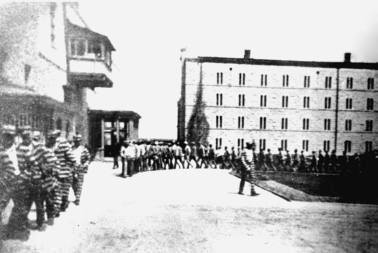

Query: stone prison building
left=178, top=50, right=378, bottom=155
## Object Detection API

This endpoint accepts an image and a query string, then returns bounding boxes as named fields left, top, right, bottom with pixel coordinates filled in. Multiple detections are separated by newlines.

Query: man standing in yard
left=292, top=149, right=299, bottom=171
left=71, top=134, right=90, bottom=206
left=318, top=150, right=324, bottom=173
left=238, top=141, right=259, bottom=196
left=330, top=150, right=338, bottom=172
left=265, top=149, right=276, bottom=171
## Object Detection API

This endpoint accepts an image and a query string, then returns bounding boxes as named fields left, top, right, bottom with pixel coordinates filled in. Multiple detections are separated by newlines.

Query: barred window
left=281, top=118, right=288, bottom=130
left=367, top=98, right=374, bottom=110
left=325, top=97, right=332, bottom=109
left=259, top=139, right=266, bottom=150
left=260, top=95, right=267, bottom=107
left=238, top=116, right=245, bottom=129
left=303, top=118, right=310, bottom=130
left=303, top=97, right=310, bottom=108
left=346, top=98, right=353, bottom=109
left=282, top=96, right=289, bottom=108
left=367, top=78, right=374, bottom=90
left=281, top=139, right=288, bottom=150
left=260, top=117, right=267, bottom=129
left=324, top=119, right=331, bottom=130
left=323, top=140, right=330, bottom=152
left=346, top=77, right=353, bottom=89
left=261, top=74, right=267, bottom=86
left=365, top=141, right=373, bottom=152
left=302, top=140, right=309, bottom=151
left=344, top=141, right=352, bottom=153
left=325, top=76, right=332, bottom=88
left=239, top=73, right=245, bottom=85
left=217, top=72, right=223, bottom=84
left=304, top=76, right=310, bottom=88
left=366, top=120, right=373, bottom=131
left=283, top=75, right=289, bottom=87
left=345, top=120, right=352, bottom=131
left=216, top=116, right=223, bottom=128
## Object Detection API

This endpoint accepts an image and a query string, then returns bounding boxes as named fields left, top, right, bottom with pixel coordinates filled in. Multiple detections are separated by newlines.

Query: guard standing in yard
left=318, top=150, right=324, bottom=173
left=292, top=149, right=299, bottom=172
left=238, top=141, right=259, bottom=196
left=189, top=142, right=199, bottom=168
left=324, top=150, right=330, bottom=173
left=330, top=150, right=338, bottom=172
left=258, top=149, right=267, bottom=171
left=71, top=134, right=90, bottom=206
left=208, top=144, right=216, bottom=169
left=265, top=149, right=276, bottom=171
left=285, top=150, right=293, bottom=172
left=299, top=150, right=307, bottom=172
left=172, top=141, right=184, bottom=169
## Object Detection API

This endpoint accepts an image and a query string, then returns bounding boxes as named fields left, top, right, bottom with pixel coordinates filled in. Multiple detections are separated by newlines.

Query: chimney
left=244, top=50, right=251, bottom=59
left=344, top=52, right=351, bottom=63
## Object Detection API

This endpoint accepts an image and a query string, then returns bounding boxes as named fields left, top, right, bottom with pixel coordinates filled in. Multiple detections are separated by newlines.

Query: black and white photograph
left=1, top=1, right=378, bottom=252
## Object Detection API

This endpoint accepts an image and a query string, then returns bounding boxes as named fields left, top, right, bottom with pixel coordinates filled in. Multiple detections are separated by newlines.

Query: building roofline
left=88, top=109, right=141, bottom=119
left=67, top=21, right=116, bottom=51
left=185, top=57, right=378, bottom=70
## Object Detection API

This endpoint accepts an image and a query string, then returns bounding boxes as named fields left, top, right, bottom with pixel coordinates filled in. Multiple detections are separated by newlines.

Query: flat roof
left=186, top=57, right=378, bottom=70
left=88, top=109, right=141, bottom=119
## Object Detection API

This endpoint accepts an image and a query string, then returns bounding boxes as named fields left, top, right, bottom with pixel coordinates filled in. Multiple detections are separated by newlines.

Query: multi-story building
left=0, top=2, right=115, bottom=145
left=178, top=50, right=378, bottom=155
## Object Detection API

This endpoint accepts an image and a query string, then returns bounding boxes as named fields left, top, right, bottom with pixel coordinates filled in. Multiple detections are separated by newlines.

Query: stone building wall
left=179, top=56, right=378, bottom=155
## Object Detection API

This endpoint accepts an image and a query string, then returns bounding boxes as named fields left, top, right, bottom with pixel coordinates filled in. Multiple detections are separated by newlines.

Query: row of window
left=215, top=138, right=373, bottom=153
left=215, top=73, right=375, bottom=89
left=215, top=116, right=374, bottom=131
left=215, top=94, right=375, bottom=110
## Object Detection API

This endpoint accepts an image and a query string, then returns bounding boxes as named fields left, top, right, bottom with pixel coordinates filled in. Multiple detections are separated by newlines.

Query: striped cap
left=18, top=125, right=32, bottom=134
left=73, top=134, right=82, bottom=140
left=47, top=130, right=59, bottom=138
left=1, top=125, right=16, bottom=135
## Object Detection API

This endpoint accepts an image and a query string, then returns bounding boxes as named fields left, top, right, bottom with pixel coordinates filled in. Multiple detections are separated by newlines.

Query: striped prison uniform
left=53, top=139, right=76, bottom=211
left=33, top=145, right=61, bottom=224
left=15, top=141, right=49, bottom=229
left=71, top=145, right=90, bottom=203
left=0, top=144, right=32, bottom=231
left=239, top=149, right=257, bottom=195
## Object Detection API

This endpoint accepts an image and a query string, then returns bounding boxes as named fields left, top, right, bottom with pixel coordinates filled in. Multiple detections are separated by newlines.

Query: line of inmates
left=113, top=139, right=260, bottom=196
left=255, top=148, right=378, bottom=174
left=0, top=125, right=90, bottom=241
left=113, top=140, right=238, bottom=177
left=113, top=140, right=378, bottom=176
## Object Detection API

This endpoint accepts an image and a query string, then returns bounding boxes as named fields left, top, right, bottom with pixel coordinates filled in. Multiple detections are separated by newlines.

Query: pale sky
left=81, top=0, right=378, bottom=139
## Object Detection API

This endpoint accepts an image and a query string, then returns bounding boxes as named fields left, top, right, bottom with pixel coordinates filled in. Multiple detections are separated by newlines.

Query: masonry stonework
left=178, top=53, right=378, bottom=155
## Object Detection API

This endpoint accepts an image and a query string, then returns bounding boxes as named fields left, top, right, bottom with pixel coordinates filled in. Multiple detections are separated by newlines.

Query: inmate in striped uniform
left=0, top=144, right=31, bottom=232
left=15, top=141, right=48, bottom=230
left=32, top=145, right=61, bottom=226
left=53, top=139, right=76, bottom=211
left=71, top=143, right=90, bottom=205
left=238, top=148, right=258, bottom=196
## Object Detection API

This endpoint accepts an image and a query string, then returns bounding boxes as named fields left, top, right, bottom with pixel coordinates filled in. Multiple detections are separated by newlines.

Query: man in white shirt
left=125, top=140, right=137, bottom=177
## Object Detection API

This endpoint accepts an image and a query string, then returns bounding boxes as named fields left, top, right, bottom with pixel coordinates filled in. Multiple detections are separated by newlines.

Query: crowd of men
left=0, top=125, right=90, bottom=241
left=111, top=140, right=240, bottom=177
left=111, top=140, right=378, bottom=176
